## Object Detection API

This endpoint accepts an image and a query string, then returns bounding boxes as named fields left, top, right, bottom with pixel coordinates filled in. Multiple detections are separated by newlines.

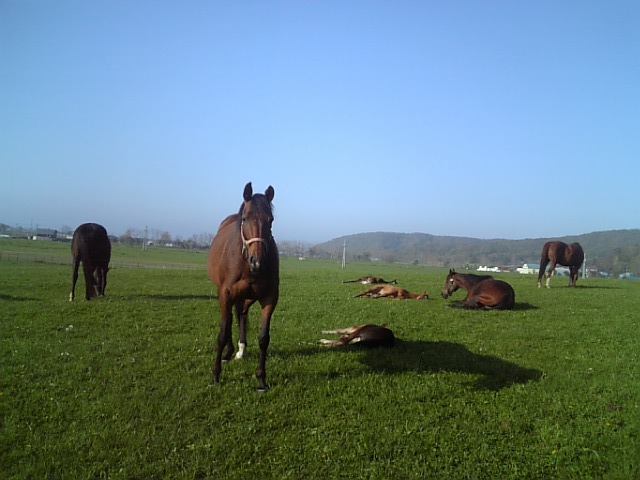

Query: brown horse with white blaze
left=537, top=241, right=584, bottom=288
left=207, top=182, right=279, bottom=392
left=70, top=223, right=111, bottom=301
left=441, top=269, right=515, bottom=310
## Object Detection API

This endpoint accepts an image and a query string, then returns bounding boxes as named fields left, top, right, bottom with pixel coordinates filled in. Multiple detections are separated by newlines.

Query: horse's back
left=542, top=241, right=584, bottom=264
left=472, top=278, right=515, bottom=309
left=490, top=279, right=515, bottom=309
left=72, top=223, right=111, bottom=265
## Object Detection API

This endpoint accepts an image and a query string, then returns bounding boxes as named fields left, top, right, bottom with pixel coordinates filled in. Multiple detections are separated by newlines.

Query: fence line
left=0, top=251, right=204, bottom=271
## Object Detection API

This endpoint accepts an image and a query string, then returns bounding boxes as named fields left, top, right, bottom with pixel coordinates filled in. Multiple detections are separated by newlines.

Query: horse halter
left=240, top=219, right=268, bottom=257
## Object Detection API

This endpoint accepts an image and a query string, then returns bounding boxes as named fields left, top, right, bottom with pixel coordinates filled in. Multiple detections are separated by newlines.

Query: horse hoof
left=257, top=387, right=268, bottom=393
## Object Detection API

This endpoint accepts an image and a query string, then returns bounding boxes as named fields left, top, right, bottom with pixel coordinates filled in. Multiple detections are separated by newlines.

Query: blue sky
left=2, top=1, right=638, bottom=243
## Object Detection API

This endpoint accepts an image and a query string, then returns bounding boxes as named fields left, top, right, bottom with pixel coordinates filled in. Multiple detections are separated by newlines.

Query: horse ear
left=243, top=182, right=253, bottom=201
left=265, top=186, right=275, bottom=202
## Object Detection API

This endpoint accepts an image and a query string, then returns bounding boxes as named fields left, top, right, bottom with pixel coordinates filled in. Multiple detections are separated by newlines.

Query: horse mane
left=237, top=193, right=275, bottom=219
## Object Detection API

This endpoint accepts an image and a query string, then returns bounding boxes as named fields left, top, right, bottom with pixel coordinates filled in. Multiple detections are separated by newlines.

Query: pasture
left=1, top=241, right=638, bottom=479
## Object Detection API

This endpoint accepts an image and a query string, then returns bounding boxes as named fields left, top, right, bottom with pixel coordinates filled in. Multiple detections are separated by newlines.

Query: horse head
left=441, top=269, right=459, bottom=299
left=240, top=182, right=275, bottom=274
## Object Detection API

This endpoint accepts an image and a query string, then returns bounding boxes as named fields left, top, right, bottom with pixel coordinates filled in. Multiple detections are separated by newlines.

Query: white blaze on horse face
left=235, top=342, right=246, bottom=360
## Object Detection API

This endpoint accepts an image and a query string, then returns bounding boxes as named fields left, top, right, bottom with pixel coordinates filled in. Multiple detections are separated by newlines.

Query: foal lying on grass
left=343, top=276, right=397, bottom=285
left=319, top=324, right=395, bottom=348
left=354, top=285, right=428, bottom=300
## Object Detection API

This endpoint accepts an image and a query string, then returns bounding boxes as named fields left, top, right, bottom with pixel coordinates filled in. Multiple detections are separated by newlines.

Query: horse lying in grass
left=343, top=276, right=397, bottom=285
left=319, top=324, right=395, bottom=348
left=354, top=285, right=428, bottom=300
left=441, top=269, right=515, bottom=310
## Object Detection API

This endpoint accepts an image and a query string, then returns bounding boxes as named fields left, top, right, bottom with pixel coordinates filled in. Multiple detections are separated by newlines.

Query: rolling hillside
left=311, top=229, right=640, bottom=274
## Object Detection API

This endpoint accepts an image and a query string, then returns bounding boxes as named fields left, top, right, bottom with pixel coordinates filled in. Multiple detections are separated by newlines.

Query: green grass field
left=1, top=241, right=638, bottom=479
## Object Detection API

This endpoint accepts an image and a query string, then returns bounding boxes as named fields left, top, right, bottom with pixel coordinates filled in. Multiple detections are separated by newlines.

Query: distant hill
left=310, top=229, right=640, bottom=274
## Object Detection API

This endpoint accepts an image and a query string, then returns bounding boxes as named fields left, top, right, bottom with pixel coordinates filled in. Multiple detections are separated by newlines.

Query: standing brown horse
left=441, top=269, right=515, bottom=310
left=537, top=241, right=584, bottom=288
left=207, top=182, right=279, bottom=392
left=70, top=223, right=111, bottom=301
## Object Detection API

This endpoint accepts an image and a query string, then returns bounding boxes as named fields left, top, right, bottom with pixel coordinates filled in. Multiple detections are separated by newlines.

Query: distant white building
left=477, top=266, right=500, bottom=272
left=516, top=264, right=569, bottom=276
left=517, top=263, right=540, bottom=275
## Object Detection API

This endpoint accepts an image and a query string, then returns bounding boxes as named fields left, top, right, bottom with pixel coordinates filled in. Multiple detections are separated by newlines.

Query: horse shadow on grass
left=125, top=294, right=213, bottom=301
left=360, top=339, right=542, bottom=391
left=291, top=339, right=543, bottom=391
left=0, top=294, right=40, bottom=302
left=444, top=301, right=539, bottom=311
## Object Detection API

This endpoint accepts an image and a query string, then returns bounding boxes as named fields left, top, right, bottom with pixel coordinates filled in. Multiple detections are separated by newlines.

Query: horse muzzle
left=441, top=289, right=450, bottom=299
left=242, top=236, right=268, bottom=274
left=248, top=255, right=262, bottom=273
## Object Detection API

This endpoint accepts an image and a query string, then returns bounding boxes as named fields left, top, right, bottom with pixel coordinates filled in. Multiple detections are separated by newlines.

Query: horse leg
left=212, top=295, right=233, bottom=384
left=461, top=296, right=481, bottom=309
left=221, top=302, right=237, bottom=362
left=545, top=261, right=556, bottom=288
left=322, top=326, right=361, bottom=335
left=234, top=300, right=252, bottom=360
left=537, top=256, right=549, bottom=288
left=255, top=302, right=276, bottom=392
left=82, top=262, right=96, bottom=300
left=95, top=267, right=106, bottom=297
left=569, top=266, right=578, bottom=287
left=70, top=258, right=80, bottom=301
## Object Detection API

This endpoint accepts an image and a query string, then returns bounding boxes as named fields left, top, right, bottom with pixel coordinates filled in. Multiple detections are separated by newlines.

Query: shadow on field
left=444, top=301, right=539, bottom=310
left=513, top=302, right=538, bottom=310
left=126, top=294, right=213, bottom=301
left=356, top=340, right=543, bottom=391
left=0, top=294, right=40, bottom=302
left=573, top=285, right=621, bottom=289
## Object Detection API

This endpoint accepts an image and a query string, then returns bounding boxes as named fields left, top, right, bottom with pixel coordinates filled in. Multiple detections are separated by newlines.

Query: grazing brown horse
left=441, top=269, right=515, bottom=310
left=319, top=324, right=395, bottom=348
left=70, top=223, right=111, bottom=301
left=207, top=182, right=279, bottom=392
left=537, top=241, right=584, bottom=288
left=343, top=276, right=397, bottom=285
left=354, top=285, right=428, bottom=300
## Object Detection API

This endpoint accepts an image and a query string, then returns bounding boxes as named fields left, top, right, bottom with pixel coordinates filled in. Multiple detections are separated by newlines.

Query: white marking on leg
left=546, top=276, right=551, bottom=288
left=235, top=342, right=246, bottom=360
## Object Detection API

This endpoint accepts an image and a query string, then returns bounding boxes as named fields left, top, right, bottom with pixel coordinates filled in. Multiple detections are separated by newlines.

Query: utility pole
left=341, top=240, right=346, bottom=269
